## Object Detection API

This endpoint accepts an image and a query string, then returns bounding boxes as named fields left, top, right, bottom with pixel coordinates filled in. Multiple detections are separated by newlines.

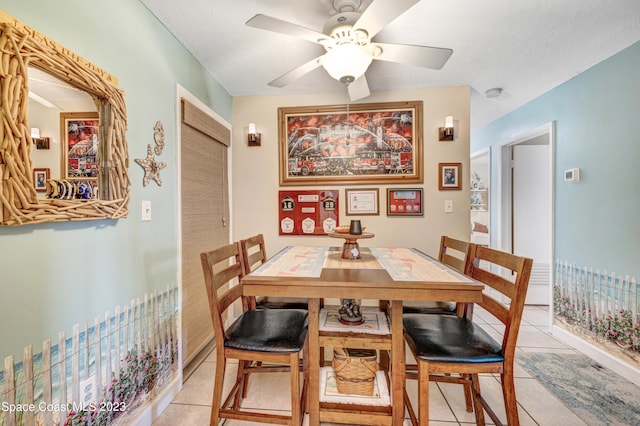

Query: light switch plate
left=141, top=200, right=151, bottom=221
left=444, top=200, right=453, bottom=213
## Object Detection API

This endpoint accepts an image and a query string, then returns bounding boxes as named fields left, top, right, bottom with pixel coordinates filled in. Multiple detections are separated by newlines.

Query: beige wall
left=231, top=86, right=470, bottom=259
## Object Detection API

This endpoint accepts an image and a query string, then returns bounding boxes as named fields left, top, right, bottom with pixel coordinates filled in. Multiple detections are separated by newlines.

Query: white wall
left=232, top=86, right=471, bottom=259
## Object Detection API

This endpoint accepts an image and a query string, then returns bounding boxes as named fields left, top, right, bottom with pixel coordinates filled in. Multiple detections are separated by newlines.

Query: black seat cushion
left=402, top=301, right=456, bottom=315
left=403, top=314, right=503, bottom=364
left=256, top=297, right=309, bottom=310
left=225, top=309, right=308, bottom=353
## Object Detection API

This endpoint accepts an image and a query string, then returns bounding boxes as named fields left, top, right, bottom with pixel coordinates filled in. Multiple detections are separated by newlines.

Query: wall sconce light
left=31, top=127, right=50, bottom=149
left=248, top=123, right=261, bottom=147
left=438, top=116, right=454, bottom=141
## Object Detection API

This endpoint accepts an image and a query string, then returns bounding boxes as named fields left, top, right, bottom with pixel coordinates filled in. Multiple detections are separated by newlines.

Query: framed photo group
left=275, top=101, right=463, bottom=222
left=344, top=188, right=423, bottom=217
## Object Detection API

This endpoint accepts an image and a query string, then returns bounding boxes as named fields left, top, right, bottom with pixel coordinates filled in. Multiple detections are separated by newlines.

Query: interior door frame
left=175, top=84, right=233, bottom=372
left=497, top=122, right=555, bottom=320
left=471, top=147, right=491, bottom=244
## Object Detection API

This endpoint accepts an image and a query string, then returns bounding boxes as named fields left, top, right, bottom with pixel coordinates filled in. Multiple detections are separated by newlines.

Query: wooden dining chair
left=403, top=246, right=533, bottom=426
left=403, top=236, right=477, bottom=412
left=402, top=236, right=475, bottom=316
left=201, top=242, right=309, bottom=425
left=240, top=233, right=309, bottom=310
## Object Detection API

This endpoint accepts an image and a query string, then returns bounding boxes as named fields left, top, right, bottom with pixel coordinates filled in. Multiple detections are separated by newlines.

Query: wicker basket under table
left=332, top=348, right=378, bottom=396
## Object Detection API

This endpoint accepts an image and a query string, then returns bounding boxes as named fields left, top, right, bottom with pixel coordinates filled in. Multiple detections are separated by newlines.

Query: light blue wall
left=472, top=41, right=640, bottom=278
left=0, top=1, right=232, bottom=358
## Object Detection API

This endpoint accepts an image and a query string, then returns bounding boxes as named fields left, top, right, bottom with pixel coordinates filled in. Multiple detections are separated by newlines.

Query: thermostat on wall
left=564, top=168, right=580, bottom=182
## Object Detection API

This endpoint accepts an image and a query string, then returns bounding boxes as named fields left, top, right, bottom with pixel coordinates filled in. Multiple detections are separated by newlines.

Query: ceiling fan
left=246, top=0, right=453, bottom=101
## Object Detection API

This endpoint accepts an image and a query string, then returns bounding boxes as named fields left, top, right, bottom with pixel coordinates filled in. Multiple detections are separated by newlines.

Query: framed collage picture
left=278, top=101, right=423, bottom=186
left=60, top=111, right=99, bottom=179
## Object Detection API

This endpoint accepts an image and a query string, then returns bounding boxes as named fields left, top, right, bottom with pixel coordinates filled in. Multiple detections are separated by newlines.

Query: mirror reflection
left=28, top=67, right=99, bottom=199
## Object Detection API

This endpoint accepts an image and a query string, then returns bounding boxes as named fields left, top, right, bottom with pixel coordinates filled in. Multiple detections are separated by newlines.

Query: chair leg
left=470, top=373, right=486, bottom=426
left=303, top=344, right=309, bottom=414
left=403, top=387, right=418, bottom=426
left=241, top=364, right=251, bottom=399
left=210, top=356, right=226, bottom=426
left=289, top=352, right=301, bottom=425
left=501, top=369, right=520, bottom=426
left=417, top=361, right=430, bottom=426
left=239, top=360, right=251, bottom=399
left=234, top=360, right=247, bottom=407
left=463, top=374, right=473, bottom=412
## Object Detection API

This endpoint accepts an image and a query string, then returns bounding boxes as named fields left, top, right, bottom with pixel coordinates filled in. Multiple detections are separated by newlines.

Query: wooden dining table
left=241, top=245, right=484, bottom=426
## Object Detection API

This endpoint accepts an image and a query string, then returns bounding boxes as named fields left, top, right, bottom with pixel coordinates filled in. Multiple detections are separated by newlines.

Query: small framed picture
left=33, top=168, right=50, bottom=192
left=36, top=138, right=50, bottom=150
left=387, top=188, right=423, bottom=216
left=438, top=162, right=462, bottom=190
left=345, top=188, right=379, bottom=216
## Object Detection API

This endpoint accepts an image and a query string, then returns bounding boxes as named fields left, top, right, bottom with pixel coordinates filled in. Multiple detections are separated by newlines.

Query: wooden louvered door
left=180, top=99, right=230, bottom=370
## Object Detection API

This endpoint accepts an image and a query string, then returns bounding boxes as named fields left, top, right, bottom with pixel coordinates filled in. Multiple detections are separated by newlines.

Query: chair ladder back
left=470, top=246, right=533, bottom=355
left=438, top=236, right=474, bottom=274
left=239, top=233, right=268, bottom=274
left=200, top=242, right=245, bottom=346
left=472, top=267, right=515, bottom=300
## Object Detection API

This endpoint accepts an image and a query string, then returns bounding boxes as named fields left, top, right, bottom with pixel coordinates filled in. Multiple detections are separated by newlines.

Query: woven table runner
left=323, top=249, right=383, bottom=270
left=370, top=247, right=467, bottom=282
left=251, top=246, right=328, bottom=277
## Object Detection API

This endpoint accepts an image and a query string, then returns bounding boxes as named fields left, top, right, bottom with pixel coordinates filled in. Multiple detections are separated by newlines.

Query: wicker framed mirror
left=0, top=11, right=129, bottom=226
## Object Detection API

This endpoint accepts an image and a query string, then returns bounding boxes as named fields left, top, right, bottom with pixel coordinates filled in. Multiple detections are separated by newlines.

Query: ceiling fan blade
left=268, top=55, right=324, bottom=87
left=353, top=0, right=420, bottom=40
left=375, top=42, right=453, bottom=70
left=348, top=75, right=370, bottom=101
left=246, top=14, right=330, bottom=45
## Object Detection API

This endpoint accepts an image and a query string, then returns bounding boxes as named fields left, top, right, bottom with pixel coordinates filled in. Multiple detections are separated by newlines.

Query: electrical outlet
left=444, top=200, right=454, bottom=213
left=141, top=200, right=151, bottom=221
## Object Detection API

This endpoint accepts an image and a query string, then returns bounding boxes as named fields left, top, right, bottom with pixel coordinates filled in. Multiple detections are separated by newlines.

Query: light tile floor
left=154, top=306, right=595, bottom=425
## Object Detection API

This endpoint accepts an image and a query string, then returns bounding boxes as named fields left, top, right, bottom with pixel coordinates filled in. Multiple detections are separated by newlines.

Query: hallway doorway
left=498, top=123, right=554, bottom=306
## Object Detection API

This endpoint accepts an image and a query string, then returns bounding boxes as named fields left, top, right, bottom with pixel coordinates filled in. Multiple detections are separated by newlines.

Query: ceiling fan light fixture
left=322, top=43, right=372, bottom=84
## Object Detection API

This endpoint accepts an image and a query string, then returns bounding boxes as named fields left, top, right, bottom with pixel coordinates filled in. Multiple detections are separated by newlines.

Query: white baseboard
left=552, top=325, right=640, bottom=387
left=127, top=375, right=182, bottom=425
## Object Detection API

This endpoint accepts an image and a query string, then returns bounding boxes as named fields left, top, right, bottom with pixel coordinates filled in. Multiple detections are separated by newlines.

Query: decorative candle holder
left=349, top=219, right=362, bottom=235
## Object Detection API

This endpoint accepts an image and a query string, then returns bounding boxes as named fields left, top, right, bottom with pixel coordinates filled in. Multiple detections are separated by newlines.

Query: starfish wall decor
left=135, top=144, right=167, bottom=186
left=135, top=121, right=167, bottom=186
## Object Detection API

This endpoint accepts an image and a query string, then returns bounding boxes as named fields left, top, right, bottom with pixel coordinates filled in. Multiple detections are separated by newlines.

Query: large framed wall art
left=278, top=101, right=423, bottom=186
left=60, top=112, right=100, bottom=179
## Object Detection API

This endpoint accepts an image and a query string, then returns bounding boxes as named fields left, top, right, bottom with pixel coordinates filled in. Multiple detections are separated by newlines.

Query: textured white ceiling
left=140, top=0, right=640, bottom=133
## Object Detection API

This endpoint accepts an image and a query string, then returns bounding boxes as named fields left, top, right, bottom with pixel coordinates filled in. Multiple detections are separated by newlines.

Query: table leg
left=391, top=300, right=405, bottom=425
left=308, top=298, right=320, bottom=425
